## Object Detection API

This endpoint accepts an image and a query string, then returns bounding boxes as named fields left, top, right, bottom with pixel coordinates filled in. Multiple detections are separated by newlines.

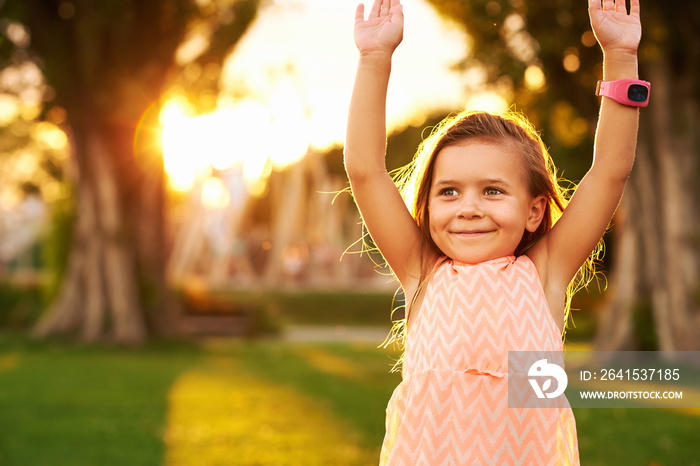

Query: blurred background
left=0, top=0, right=698, bottom=465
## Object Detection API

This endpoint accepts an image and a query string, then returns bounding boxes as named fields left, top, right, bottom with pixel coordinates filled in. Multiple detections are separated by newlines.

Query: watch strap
left=596, top=79, right=650, bottom=107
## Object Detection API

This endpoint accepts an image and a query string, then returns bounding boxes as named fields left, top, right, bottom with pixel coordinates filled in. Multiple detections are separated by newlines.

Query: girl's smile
left=428, top=141, right=546, bottom=264
left=450, top=230, right=494, bottom=236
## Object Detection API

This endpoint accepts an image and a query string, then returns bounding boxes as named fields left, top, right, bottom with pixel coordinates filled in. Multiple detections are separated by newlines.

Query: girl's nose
left=456, top=194, right=484, bottom=219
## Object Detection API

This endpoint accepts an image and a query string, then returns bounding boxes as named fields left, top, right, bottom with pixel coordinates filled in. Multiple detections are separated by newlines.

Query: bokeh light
left=524, top=65, right=546, bottom=91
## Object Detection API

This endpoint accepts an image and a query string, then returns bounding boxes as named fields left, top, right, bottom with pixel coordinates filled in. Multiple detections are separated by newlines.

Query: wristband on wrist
left=596, top=79, right=650, bottom=107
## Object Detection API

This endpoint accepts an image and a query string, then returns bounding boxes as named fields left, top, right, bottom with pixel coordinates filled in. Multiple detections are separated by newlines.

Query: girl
left=345, top=0, right=644, bottom=464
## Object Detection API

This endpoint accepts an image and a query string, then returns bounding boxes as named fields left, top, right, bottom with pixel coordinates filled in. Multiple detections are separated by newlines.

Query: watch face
left=628, top=84, right=649, bottom=103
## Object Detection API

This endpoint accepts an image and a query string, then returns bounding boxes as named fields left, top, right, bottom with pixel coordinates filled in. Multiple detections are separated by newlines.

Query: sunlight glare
left=226, top=100, right=272, bottom=170
left=195, top=112, right=235, bottom=171
left=465, top=92, right=509, bottom=114
left=160, top=98, right=209, bottom=192
left=160, top=92, right=308, bottom=196
left=221, top=0, right=470, bottom=151
left=201, top=176, right=230, bottom=210
left=159, top=96, right=196, bottom=126
left=268, top=81, right=309, bottom=169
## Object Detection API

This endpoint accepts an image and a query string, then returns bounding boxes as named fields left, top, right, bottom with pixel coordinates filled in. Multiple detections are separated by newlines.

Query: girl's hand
left=354, top=0, right=403, bottom=56
left=589, top=0, right=641, bottom=56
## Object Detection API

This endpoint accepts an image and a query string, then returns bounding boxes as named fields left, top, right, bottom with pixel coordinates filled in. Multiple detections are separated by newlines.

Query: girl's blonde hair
left=381, top=110, right=603, bottom=367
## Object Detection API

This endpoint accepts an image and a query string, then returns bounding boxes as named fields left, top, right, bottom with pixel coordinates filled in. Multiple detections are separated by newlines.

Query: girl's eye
left=485, top=187, right=503, bottom=196
left=440, top=188, right=458, bottom=197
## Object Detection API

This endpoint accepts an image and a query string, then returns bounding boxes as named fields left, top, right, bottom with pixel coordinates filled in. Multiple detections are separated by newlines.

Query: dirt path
left=163, top=355, right=376, bottom=465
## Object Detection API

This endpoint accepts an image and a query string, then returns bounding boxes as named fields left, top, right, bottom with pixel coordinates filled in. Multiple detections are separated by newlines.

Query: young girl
left=345, top=0, right=644, bottom=464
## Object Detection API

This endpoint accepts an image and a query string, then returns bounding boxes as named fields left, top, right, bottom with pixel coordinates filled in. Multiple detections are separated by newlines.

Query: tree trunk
left=645, top=58, right=695, bottom=350
left=33, top=125, right=147, bottom=344
left=132, top=104, right=182, bottom=337
left=593, top=199, right=638, bottom=351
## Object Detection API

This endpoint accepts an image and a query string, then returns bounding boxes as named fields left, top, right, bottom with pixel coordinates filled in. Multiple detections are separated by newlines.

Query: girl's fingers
left=615, top=0, right=627, bottom=14
left=355, top=3, right=365, bottom=24
left=369, top=0, right=382, bottom=18
left=591, top=0, right=641, bottom=17
left=390, top=0, right=401, bottom=10
left=630, top=0, right=641, bottom=18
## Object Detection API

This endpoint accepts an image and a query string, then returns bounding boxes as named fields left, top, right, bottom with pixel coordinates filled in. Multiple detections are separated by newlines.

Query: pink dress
left=380, top=255, right=580, bottom=465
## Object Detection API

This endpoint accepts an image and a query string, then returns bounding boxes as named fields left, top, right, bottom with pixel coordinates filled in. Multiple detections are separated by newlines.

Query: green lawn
left=0, top=333, right=698, bottom=465
left=0, top=336, right=200, bottom=466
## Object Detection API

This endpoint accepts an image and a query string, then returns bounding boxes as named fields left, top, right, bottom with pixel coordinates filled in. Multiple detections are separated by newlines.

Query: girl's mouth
left=451, top=230, right=494, bottom=237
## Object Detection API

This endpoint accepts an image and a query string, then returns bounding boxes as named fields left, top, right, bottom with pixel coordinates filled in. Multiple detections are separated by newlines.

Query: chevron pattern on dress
left=380, top=255, right=580, bottom=465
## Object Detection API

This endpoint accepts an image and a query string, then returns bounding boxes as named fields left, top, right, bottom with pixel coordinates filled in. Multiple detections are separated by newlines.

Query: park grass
left=0, top=335, right=201, bottom=466
left=0, top=333, right=699, bottom=465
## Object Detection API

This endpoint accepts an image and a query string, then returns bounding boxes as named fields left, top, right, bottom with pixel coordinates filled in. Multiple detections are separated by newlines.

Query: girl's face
left=427, top=141, right=546, bottom=264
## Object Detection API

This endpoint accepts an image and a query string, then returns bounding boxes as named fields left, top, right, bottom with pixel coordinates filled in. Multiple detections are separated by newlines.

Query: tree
left=0, top=0, right=259, bottom=343
left=426, top=0, right=700, bottom=350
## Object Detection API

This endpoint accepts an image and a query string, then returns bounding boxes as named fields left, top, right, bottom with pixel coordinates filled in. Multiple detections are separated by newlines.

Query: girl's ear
left=525, top=195, right=547, bottom=233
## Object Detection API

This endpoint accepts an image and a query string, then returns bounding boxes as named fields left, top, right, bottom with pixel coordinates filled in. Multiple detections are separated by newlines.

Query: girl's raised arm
left=345, top=0, right=424, bottom=293
left=532, top=0, right=643, bottom=293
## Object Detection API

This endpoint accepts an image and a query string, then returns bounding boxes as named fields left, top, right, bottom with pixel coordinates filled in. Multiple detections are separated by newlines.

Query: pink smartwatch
left=596, top=79, right=650, bottom=107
